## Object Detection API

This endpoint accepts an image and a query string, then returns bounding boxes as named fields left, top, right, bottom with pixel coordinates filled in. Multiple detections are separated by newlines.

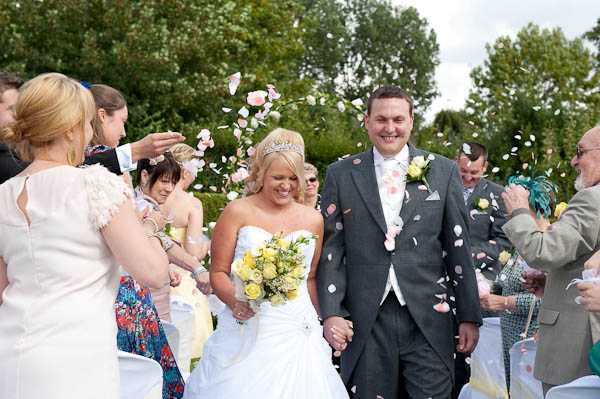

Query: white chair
left=464, top=317, right=509, bottom=399
left=546, top=375, right=600, bottom=398
left=118, top=350, right=163, bottom=399
left=161, top=319, right=180, bottom=361
left=170, top=295, right=196, bottom=378
left=509, top=338, right=543, bottom=399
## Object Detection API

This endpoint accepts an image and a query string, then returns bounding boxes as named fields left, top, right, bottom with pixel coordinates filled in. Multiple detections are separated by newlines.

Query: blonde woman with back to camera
left=162, top=143, right=213, bottom=358
left=183, top=128, right=349, bottom=398
left=0, top=73, right=170, bottom=398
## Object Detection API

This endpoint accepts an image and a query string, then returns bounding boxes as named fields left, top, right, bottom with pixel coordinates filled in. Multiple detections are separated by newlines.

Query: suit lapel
left=397, top=145, right=430, bottom=231
left=350, top=150, right=388, bottom=235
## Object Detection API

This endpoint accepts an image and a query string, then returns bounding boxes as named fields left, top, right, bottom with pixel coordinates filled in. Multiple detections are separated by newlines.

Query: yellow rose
left=249, top=269, right=263, bottom=284
left=243, top=251, right=256, bottom=268
left=262, top=263, right=277, bottom=280
left=277, top=238, right=290, bottom=250
left=262, top=247, right=277, bottom=261
left=498, top=250, right=511, bottom=265
left=235, top=262, right=252, bottom=281
left=291, top=266, right=304, bottom=279
left=412, top=155, right=427, bottom=168
left=269, top=293, right=285, bottom=306
left=286, top=289, right=299, bottom=300
left=478, top=198, right=490, bottom=210
left=407, top=163, right=422, bottom=179
left=244, top=282, right=262, bottom=300
left=554, top=202, right=568, bottom=218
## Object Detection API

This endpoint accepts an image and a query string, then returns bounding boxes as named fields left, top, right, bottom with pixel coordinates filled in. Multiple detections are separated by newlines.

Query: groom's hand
left=324, top=316, right=353, bottom=352
left=457, top=322, right=479, bottom=354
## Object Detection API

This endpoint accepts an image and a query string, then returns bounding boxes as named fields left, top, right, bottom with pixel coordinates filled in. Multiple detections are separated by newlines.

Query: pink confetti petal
left=353, top=158, right=362, bottom=165
left=418, top=185, right=428, bottom=191
left=237, top=118, right=248, bottom=128
left=343, top=208, right=352, bottom=214
left=326, top=204, right=337, bottom=215
left=433, top=302, right=450, bottom=313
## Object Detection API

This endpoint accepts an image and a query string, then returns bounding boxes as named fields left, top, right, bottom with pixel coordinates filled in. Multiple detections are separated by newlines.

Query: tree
left=464, top=23, right=600, bottom=199
left=299, top=0, right=440, bottom=117
left=585, top=17, right=600, bottom=64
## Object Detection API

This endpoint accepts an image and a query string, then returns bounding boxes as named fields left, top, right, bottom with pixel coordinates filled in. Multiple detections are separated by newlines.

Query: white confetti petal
left=328, top=284, right=337, bottom=293
left=413, top=215, right=421, bottom=221
left=327, top=253, right=332, bottom=261
left=454, top=225, right=463, bottom=236
left=413, top=237, right=418, bottom=246
left=454, top=239, right=464, bottom=247
left=492, top=167, right=500, bottom=173
left=502, top=154, right=510, bottom=160
left=455, top=265, right=463, bottom=274
left=222, top=107, right=232, bottom=113
left=335, top=222, right=343, bottom=231
left=238, top=106, right=250, bottom=118
left=418, top=185, right=428, bottom=191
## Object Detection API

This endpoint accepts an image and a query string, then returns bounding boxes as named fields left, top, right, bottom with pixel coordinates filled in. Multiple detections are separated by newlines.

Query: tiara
left=263, top=141, right=304, bottom=156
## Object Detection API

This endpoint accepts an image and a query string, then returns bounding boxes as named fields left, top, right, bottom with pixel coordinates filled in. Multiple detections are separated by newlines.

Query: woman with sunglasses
left=303, top=162, right=320, bottom=209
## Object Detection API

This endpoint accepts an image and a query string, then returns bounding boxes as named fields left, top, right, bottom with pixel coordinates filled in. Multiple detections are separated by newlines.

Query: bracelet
left=191, top=264, right=208, bottom=279
left=142, top=217, right=159, bottom=234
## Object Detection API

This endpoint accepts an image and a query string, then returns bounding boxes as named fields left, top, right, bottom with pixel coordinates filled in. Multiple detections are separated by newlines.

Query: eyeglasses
left=576, top=145, right=600, bottom=159
left=306, top=177, right=318, bottom=183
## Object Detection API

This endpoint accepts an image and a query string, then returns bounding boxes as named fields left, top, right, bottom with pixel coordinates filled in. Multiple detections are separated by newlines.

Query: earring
left=67, top=146, right=77, bottom=166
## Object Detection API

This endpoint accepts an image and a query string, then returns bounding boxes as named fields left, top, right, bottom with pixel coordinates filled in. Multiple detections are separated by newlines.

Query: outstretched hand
left=131, top=132, right=185, bottom=162
left=457, top=322, right=479, bottom=354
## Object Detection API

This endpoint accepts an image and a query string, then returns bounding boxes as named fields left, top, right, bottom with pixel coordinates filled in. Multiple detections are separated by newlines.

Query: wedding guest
left=0, top=75, right=185, bottom=184
left=303, top=162, right=320, bottom=209
left=456, top=142, right=511, bottom=283
left=502, top=125, right=600, bottom=395
left=0, top=72, right=169, bottom=399
left=0, top=72, right=25, bottom=183
left=162, top=143, right=214, bottom=358
left=480, top=174, right=555, bottom=389
left=117, top=152, right=186, bottom=399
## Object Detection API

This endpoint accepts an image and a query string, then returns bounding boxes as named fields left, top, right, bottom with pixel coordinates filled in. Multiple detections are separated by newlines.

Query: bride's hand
left=230, top=300, right=255, bottom=321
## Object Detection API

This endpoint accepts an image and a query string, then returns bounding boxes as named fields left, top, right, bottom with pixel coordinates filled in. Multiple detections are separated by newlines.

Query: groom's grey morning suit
left=318, top=145, right=482, bottom=398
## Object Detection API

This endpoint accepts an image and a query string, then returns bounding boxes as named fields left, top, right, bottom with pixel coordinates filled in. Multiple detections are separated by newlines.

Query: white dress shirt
left=373, top=145, right=409, bottom=306
left=115, top=143, right=137, bottom=173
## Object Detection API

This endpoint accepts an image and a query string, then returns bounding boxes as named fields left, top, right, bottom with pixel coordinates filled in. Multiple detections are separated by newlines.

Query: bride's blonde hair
left=245, top=128, right=306, bottom=202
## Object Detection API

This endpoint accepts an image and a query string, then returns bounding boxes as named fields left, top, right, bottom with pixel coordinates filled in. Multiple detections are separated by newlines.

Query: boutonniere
left=473, top=196, right=489, bottom=211
left=498, top=250, right=512, bottom=266
left=406, top=155, right=431, bottom=190
left=554, top=202, right=567, bottom=219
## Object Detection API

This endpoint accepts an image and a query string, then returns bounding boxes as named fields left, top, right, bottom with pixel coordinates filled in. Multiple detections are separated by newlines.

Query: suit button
left=392, top=252, right=396, bottom=256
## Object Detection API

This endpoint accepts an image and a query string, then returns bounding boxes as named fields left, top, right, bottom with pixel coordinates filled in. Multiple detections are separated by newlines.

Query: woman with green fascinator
left=480, top=173, right=558, bottom=390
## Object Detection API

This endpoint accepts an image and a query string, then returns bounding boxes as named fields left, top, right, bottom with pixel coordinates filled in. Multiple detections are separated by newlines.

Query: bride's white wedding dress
left=183, top=226, right=348, bottom=399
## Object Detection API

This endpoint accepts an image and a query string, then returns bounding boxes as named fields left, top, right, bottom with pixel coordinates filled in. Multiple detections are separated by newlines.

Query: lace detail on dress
left=84, top=164, right=132, bottom=229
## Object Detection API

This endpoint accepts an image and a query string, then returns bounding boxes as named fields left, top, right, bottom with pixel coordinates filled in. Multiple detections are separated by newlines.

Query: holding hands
left=323, top=316, right=354, bottom=356
left=522, top=269, right=546, bottom=298
left=195, top=271, right=212, bottom=295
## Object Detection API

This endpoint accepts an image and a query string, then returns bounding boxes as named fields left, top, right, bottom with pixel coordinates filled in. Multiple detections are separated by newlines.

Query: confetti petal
left=326, top=204, right=337, bottom=215
left=228, top=72, right=241, bottom=95
left=454, top=225, right=463, bottom=236
left=412, top=237, right=418, bottom=246
left=238, top=106, right=250, bottom=118
left=455, top=265, right=463, bottom=274
left=328, top=284, right=337, bottom=293
left=413, top=215, right=421, bottom=221
left=353, top=158, right=362, bottom=165
left=335, top=222, right=344, bottom=231
left=418, top=185, right=428, bottom=191
left=454, top=239, right=464, bottom=247
left=433, top=302, right=450, bottom=313
left=327, top=253, right=332, bottom=261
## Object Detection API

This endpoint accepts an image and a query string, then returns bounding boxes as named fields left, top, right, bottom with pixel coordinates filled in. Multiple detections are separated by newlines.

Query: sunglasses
left=576, top=145, right=600, bottom=159
left=306, top=177, right=318, bottom=183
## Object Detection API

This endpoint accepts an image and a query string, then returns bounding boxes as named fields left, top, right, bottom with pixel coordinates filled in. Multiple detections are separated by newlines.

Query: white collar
left=373, top=145, right=409, bottom=166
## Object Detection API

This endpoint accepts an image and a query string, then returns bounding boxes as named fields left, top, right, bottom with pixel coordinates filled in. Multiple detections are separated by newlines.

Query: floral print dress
left=115, top=278, right=185, bottom=399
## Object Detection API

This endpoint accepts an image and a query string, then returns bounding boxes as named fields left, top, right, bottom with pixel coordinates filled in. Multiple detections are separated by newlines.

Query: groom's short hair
left=367, top=86, right=413, bottom=116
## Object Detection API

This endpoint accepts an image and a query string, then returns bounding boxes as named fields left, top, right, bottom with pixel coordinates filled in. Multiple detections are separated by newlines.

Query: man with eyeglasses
left=501, top=125, right=600, bottom=395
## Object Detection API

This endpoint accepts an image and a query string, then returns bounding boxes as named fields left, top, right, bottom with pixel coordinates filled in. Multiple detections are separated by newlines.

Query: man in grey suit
left=317, top=86, right=482, bottom=398
left=502, top=125, right=600, bottom=395
left=457, top=142, right=511, bottom=282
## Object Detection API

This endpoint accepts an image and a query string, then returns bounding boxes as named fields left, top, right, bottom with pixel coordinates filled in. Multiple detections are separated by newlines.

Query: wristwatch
left=191, top=264, right=208, bottom=279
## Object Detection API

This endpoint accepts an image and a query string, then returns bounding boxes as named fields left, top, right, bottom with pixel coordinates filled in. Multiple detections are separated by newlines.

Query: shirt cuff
left=510, top=207, right=530, bottom=219
left=116, top=143, right=137, bottom=173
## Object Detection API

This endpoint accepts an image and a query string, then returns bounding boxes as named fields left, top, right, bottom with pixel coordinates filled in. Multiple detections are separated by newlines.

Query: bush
left=195, top=193, right=228, bottom=226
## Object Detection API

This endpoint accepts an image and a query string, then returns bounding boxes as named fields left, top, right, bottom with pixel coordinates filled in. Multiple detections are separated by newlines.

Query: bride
left=183, top=128, right=348, bottom=398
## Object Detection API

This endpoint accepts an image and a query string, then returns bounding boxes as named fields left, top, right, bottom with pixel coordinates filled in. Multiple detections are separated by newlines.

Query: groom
left=317, top=86, right=482, bottom=398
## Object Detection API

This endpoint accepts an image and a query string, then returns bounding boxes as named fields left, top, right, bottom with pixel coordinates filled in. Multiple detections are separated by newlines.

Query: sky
left=393, top=0, right=600, bottom=121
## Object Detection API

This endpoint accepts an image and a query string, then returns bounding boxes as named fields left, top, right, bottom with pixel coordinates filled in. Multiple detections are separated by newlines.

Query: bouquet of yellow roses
left=232, top=233, right=315, bottom=309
